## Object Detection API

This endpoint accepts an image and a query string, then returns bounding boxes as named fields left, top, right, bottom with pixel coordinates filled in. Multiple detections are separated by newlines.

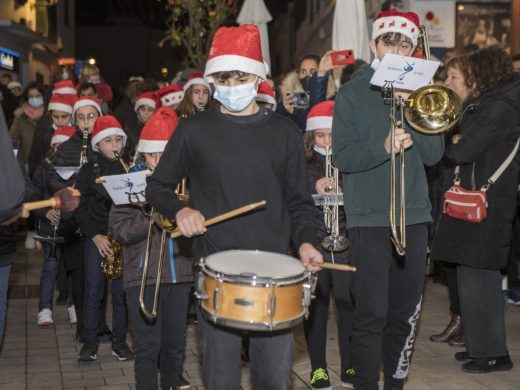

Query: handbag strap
left=454, top=138, right=520, bottom=191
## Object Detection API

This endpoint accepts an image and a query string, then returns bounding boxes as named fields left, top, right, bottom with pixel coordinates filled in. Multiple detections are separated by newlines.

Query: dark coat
left=431, top=75, right=520, bottom=270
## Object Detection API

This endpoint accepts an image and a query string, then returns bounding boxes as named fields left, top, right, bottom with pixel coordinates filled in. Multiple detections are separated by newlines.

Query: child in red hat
left=332, top=9, right=444, bottom=389
left=146, top=23, right=323, bottom=390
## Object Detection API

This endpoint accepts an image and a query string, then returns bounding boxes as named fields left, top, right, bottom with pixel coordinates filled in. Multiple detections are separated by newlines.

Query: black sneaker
left=112, top=342, right=134, bottom=361
left=77, top=342, right=98, bottom=362
left=176, top=375, right=192, bottom=389
left=462, top=355, right=513, bottom=373
left=310, top=368, right=332, bottom=390
left=341, top=367, right=355, bottom=389
left=455, top=351, right=475, bottom=362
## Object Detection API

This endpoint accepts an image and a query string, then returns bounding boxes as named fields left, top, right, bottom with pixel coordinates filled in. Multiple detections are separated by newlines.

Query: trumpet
left=384, top=26, right=462, bottom=256
left=321, top=147, right=349, bottom=253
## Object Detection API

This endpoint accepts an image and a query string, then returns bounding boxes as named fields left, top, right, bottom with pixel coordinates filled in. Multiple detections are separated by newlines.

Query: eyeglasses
left=75, top=113, right=98, bottom=122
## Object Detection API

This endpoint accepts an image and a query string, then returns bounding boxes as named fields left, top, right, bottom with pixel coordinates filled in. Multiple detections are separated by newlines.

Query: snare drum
left=195, top=250, right=314, bottom=331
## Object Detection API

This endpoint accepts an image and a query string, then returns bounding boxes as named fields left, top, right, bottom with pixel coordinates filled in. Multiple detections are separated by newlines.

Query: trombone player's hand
left=175, top=207, right=207, bottom=237
left=384, top=124, right=413, bottom=154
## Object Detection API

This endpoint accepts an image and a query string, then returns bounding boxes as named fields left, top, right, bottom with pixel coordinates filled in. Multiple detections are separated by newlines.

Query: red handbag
left=443, top=139, right=519, bottom=223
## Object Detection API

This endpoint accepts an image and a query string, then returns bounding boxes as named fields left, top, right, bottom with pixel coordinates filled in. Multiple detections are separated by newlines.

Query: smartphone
left=331, top=50, right=355, bottom=66
left=288, top=92, right=309, bottom=108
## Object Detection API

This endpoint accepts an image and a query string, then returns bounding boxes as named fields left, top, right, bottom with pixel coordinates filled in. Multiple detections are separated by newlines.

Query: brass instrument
left=101, top=151, right=129, bottom=280
left=321, top=147, right=349, bottom=253
left=385, top=26, right=462, bottom=256
left=80, top=129, right=89, bottom=166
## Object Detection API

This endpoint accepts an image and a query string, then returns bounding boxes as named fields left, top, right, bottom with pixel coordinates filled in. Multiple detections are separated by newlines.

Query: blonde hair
left=81, top=64, right=101, bottom=82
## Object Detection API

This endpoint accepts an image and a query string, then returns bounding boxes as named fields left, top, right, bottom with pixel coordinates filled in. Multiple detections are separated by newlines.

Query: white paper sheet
left=100, top=170, right=150, bottom=205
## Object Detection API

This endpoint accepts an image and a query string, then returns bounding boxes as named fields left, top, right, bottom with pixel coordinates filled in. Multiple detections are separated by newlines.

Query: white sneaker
left=25, top=231, right=37, bottom=250
left=37, top=308, right=54, bottom=326
left=67, top=305, right=77, bottom=324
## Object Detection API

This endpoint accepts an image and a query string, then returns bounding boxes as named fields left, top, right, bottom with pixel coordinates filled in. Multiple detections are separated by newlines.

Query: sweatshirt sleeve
left=332, top=88, right=390, bottom=173
left=109, top=205, right=150, bottom=246
left=410, top=129, right=445, bottom=167
left=145, top=124, right=191, bottom=220
left=285, top=130, right=317, bottom=249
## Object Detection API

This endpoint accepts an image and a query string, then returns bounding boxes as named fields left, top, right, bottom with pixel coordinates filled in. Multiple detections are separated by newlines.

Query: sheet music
left=100, top=170, right=150, bottom=205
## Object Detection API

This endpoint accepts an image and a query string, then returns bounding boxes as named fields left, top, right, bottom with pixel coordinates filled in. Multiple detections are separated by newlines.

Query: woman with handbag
left=431, top=47, right=520, bottom=373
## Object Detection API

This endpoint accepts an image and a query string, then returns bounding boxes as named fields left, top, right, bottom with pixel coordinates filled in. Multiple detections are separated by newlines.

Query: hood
left=280, top=70, right=338, bottom=100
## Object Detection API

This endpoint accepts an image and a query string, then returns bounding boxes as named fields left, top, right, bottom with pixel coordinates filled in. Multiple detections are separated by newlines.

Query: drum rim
left=201, top=249, right=307, bottom=285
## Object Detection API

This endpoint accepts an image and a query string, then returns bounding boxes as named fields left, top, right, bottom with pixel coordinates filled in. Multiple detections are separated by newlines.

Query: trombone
left=385, top=26, right=462, bottom=256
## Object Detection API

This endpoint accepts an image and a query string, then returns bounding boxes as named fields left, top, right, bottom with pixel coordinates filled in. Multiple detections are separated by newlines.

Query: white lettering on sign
left=1, top=52, right=14, bottom=70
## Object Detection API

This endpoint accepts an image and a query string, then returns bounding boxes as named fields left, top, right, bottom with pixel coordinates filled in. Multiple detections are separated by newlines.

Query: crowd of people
left=1, top=7, right=520, bottom=390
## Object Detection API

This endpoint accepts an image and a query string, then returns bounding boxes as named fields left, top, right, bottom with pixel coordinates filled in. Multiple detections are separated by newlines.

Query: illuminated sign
left=0, top=47, right=20, bottom=72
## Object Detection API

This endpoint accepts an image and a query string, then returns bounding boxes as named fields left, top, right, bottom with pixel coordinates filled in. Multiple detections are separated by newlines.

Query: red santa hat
left=134, top=92, right=157, bottom=112
left=137, top=107, right=179, bottom=154
left=372, top=9, right=420, bottom=47
left=157, top=84, right=184, bottom=108
left=90, top=115, right=127, bottom=151
left=48, top=93, right=77, bottom=114
left=306, top=101, right=335, bottom=131
left=204, top=24, right=268, bottom=81
left=50, top=125, right=76, bottom=146
left=183, top=71, right=212, bottom=92
left=256, top=82, right=277, bottom=111
left=73, top=96, right=103, bottom=117
left=52, top=80, right=78, bottom=95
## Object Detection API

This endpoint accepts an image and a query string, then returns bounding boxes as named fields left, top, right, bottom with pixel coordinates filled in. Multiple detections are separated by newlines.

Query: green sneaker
left=341, top=367, right=355, bottom=388
left=310, top=367, right=332, bottom=390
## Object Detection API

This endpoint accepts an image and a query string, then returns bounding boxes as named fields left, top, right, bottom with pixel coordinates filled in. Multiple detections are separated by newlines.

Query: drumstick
left=319, top=262, right=357, bottom=272
left=170, top=200, right=267, bottom=238
left=23, top=197, right=61, bottom=212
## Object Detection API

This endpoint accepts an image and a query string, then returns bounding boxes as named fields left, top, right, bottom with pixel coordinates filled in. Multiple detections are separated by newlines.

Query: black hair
left=298, top=54, right=320, bottom=69
left=78, top=82, right=96, bottom=94
left=22, top=81, right=46, bottom=103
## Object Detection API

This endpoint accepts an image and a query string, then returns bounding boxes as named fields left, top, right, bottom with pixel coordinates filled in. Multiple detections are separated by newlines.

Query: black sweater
left=75, top=152, right=126, bottom=239
left=146, top=106, right=316, bottom=258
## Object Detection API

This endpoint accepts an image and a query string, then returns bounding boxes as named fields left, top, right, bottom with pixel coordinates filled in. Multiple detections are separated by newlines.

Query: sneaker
left=507, top=286, right=520, bottom=305
left=77, top=342, right=98, bottom=362
left=341, top=368, right=355, bottom=388
left=67, top=305, right=77, bottom=324
left=37, top=309, right=54, bottom=326
left=25, top=231, right=37, bottom=250
left=112, top=342, right=134, bottom=361
left=310, top=368, right=332, bottom=390
left=176, top=375, right=192, bottom=389
left=462, top=354, right=513, bottom=373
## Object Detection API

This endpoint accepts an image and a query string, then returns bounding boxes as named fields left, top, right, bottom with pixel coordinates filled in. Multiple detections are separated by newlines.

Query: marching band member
left=303, top=101, right=352, bottom=389
left=177, top=71, right=212, bottom=117
left=109, top=106, right=193, bottom=390
left=75, top=115, right=132, bottom=362
left=126, top=92, right=157, bottom=158
left=332, top=9, right=444, bottom=390
left=146, top=24, right=322, bottom=390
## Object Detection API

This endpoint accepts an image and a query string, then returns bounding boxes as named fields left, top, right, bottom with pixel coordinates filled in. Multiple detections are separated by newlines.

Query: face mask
left=214, top=81, right=258, bottom=113
left=300, top=76, right=311, bottom=92
left=313, top=145, right=330, bottom=156
left=62, top=71, right=70, bottom=80
left=28, top=96, right=44, bottom=108
left=89, top=78, right=101, bottom=85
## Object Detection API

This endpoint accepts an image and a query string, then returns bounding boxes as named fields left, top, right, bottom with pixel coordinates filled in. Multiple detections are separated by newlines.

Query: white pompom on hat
left=51, top=125, right=76, bottom=146
left=256, top=82, right=277, bottom=111
left=372, top=8, right=420, bottom=47
left=7, top=81, right=22, bottom=91
left=306, top=101, right=335, bottom=131
left=134, top=92, right=157, bottom=112
left=48, top=93, right=77, bottom=114
left=52, top=80, right=78, bottom=95
left=73, top=96, right=103, bottom=117
left=90, top=115, right=127, bottom=152
left=137, top=107, right=179, bottom=154
left=204, top=24, right=268, bottom=81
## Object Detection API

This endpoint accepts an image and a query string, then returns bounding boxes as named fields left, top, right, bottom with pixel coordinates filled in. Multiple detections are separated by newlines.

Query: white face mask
left=313, top=145, right=330, bottom=156
left=213, top=80, right=258, bottom=112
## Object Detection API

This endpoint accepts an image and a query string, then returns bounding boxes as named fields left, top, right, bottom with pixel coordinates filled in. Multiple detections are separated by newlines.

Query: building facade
left=0, top=0, right=75, bottom=86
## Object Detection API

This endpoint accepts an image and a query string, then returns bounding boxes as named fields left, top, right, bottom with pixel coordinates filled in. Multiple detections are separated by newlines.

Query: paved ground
left=1, top=239, right=520, bottom=389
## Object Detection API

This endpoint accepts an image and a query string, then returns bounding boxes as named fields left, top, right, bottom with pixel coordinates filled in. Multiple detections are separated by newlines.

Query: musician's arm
left=109, top=205, right=150, bottom=246
left=411, top=129, right=444, bottom=166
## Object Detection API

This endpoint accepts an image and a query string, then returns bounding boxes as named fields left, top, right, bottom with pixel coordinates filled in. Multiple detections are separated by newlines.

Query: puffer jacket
left=109, top=204, right=194, bottom=289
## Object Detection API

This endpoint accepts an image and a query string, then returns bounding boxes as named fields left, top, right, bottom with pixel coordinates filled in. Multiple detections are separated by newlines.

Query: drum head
left=205, top=250, right=304, bottom=279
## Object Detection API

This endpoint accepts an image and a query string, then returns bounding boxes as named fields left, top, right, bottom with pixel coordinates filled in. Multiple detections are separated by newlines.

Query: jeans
left=83, top=238, right=127, bottom=344
left=0, top=264, right=12, bottom=344
left=197, top=307, right=293, bottom=390
left=38, top=243, right=64, bottom=311
left=126, top=283, right=192, bottom=390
